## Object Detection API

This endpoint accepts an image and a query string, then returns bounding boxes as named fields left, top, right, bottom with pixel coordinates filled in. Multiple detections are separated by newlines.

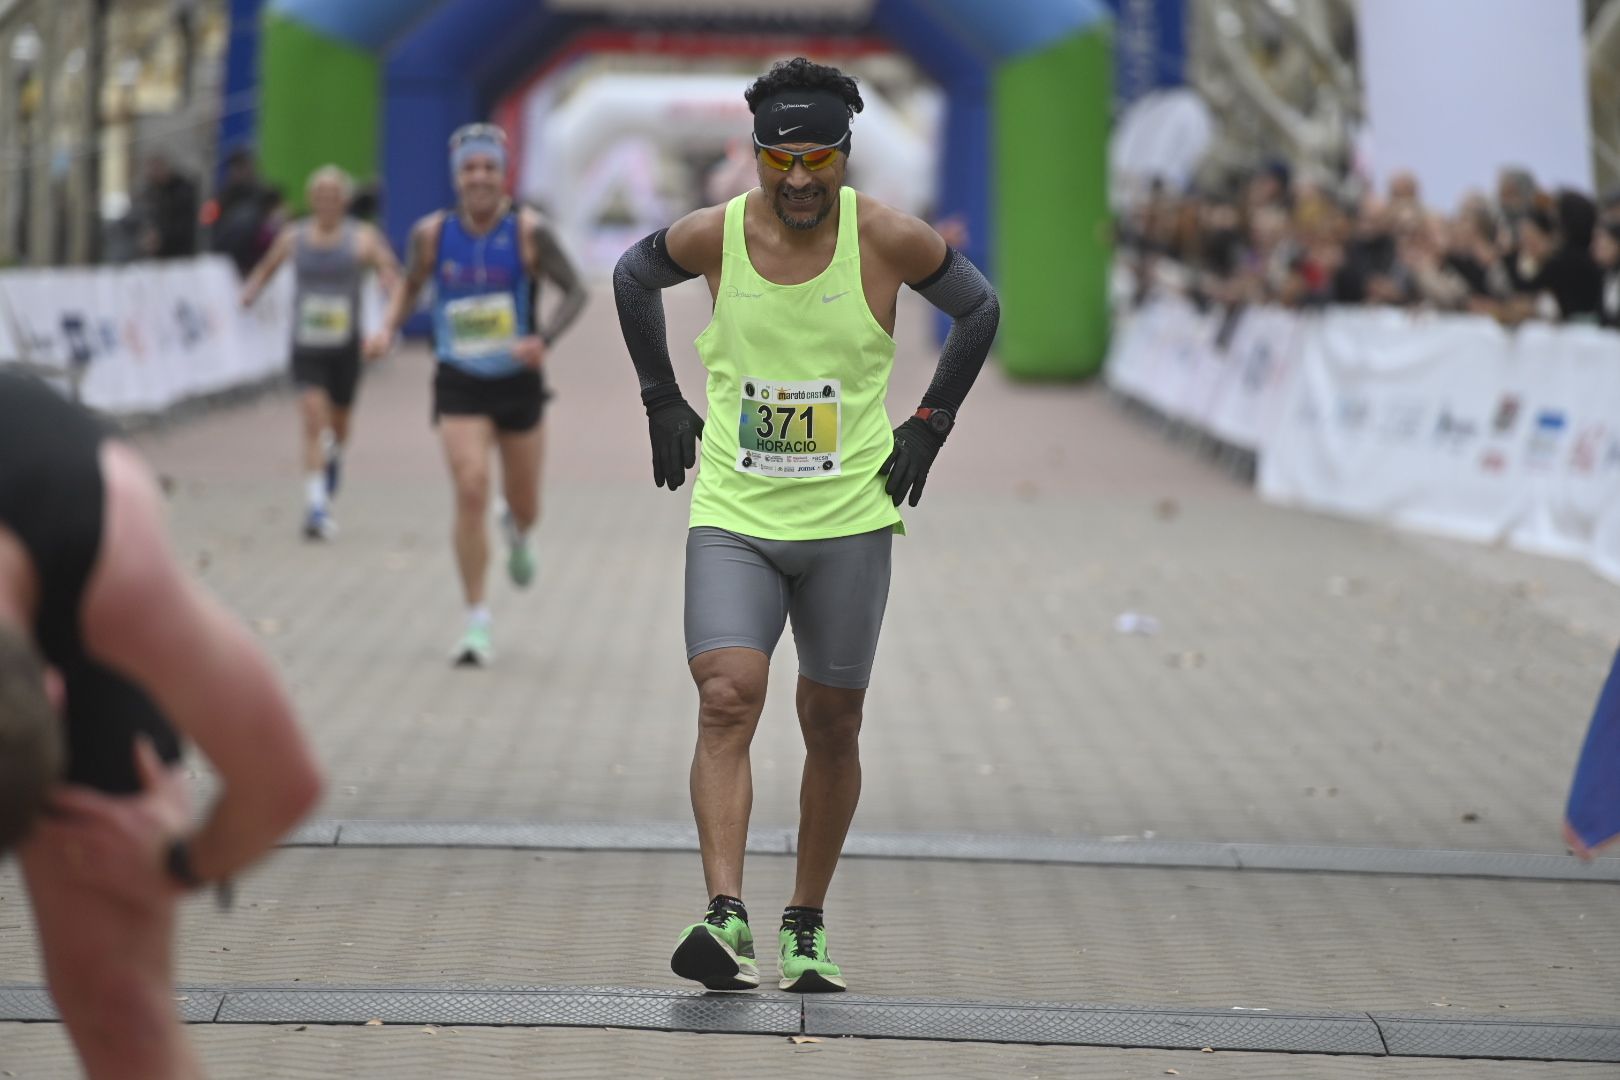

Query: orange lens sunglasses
left=753, top=134, right=847, bottom=172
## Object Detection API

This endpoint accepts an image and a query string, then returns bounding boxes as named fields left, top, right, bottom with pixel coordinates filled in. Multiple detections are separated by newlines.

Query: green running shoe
left=671, top=897, right=759, bottom=991
left=778, top=911, right=846, bottom=992
left=500, top=506, right=536, bottom=587
left=451, top=623, right=493, bottom=668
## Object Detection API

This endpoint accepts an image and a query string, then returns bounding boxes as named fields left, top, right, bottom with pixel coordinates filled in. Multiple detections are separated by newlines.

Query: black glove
left=646, top=396, right=705, bottom=491
left=878, top=416, right=945, bottom=507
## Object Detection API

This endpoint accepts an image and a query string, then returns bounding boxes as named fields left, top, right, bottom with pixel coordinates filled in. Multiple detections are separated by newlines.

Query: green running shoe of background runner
left=451, top=622, right=492, bottom=668
left=500, top=505, right=535, bottom=587
left=670, top=896, right=759, bottom=991
left=778, top=908, right=846, bottom=992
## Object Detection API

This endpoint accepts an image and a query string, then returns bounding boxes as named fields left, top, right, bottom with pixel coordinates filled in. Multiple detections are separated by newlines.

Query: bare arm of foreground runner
left=64, top=442, right=323, bottom=891
left=612, top=206, right=725, bottom=491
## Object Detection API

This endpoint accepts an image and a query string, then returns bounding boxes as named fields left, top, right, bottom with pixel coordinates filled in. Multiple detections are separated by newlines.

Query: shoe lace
left=704, top=901, right=741, bottom=929
left=786, top=917, right=820, bottom=958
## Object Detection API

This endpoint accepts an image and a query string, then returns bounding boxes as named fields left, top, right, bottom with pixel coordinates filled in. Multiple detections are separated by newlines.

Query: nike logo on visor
left=778, top=126, right=803, bottom=136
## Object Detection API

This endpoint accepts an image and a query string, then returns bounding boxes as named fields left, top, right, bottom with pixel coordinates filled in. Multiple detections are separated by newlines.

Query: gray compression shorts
left=684, top=526, right=893, bottom=690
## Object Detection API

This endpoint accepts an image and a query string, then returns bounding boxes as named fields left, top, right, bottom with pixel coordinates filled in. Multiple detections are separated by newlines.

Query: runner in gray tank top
left=242, top=165, right=400, bottom=540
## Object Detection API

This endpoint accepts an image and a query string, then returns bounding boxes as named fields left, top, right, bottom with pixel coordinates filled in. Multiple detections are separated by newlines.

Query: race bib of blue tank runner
left=295, top=293, right=353, bottom=348
left=736, top=377, right=841, bottom=478
left=445, top=293, right=518, bottom=358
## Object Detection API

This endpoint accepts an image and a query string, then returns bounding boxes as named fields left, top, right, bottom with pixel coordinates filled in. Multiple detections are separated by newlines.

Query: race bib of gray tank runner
left=296, top=293, right=354, bottom=348
left=736, top=377, right=841, bottom=478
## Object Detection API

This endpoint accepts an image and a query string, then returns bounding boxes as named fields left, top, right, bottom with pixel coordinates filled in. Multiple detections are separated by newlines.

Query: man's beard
left=775, top=186, right=830, bottom=231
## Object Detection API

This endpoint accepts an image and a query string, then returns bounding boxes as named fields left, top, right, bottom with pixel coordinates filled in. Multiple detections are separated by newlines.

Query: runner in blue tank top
left=369, top=124, right=589, bottom=666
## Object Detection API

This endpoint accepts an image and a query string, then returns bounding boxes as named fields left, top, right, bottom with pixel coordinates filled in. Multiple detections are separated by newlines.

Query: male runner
left=367, top=124, right=588, bottom=666
left=613, top=57, right=1000, bottom=992
left=0, top=369, right=323, bottom=1078
left=241, top=165, right=400, bottom=540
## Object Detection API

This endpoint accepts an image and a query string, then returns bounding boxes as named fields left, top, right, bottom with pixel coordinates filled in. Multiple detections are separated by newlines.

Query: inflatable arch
left=243, top=0, right=1111, bottom=376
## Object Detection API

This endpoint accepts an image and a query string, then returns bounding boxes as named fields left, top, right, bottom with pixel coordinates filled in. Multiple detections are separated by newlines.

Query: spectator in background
left=1593, top=221, right=1620, bottom=328
left=1599, top=190, right=1620, bottom=230
left=1444, top=206, right=1510, bottom=313
left=254, top=187, right=288, bottom=264
left=211, top=148, right=269, bottom=276
left=1512, top=191, right=1603, bottom=323
left=1246, top=160, right=1290, bottom=212
left=1496, top=166, right=1535, bottom=250
left=137, top=156, right=198, bottom=260
left=348, top=180, right=382, bottom=224
left=1387, top=170, right=1422, bottom=212
left=1334, top=195, right=1403, bottom=304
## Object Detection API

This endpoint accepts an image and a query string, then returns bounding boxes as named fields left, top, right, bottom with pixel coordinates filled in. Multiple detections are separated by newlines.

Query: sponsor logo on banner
left=1491, top=394, right=1521, bottom=435
left=1526, top=409, right=1568, bottom=469
left=1480, top=448, right=1508, bottom=474
left=1378, top=398, right=1426, bottom=442
left=1433, top=406, right=1479, bottom=451
left=1239, top=338, right=1273, bottom=392
left=60, top=312, right=95, bottom=367
left=1570, top=424, right=1609, bottom=475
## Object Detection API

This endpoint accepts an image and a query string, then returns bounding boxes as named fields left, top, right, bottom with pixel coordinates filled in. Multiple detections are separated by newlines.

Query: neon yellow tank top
left=690, top=187, right=904, bottom=540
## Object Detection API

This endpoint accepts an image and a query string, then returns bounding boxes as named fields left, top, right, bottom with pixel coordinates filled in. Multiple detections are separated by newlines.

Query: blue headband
left=451, top=135, right=507, bottom=173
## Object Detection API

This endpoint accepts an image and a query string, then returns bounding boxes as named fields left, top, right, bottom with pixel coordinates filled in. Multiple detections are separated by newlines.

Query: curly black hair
left=744, top=57, right=864, bottom=119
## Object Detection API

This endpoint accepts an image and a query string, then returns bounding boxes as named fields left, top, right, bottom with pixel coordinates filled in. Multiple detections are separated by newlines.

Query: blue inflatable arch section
left=265, top=0, right=1107, bottom=282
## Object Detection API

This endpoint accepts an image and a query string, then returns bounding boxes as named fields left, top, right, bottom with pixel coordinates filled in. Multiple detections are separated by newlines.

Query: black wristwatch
left=914, top=407, right=955, bottom=437
left=166, top=839, right=236, bottom=910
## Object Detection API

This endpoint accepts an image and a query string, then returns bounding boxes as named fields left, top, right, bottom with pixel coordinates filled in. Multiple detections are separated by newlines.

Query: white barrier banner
left=0, top=256, right=294, bottom=415
left=1205, top=306, right=1300, bottom=453
left=1507, top=323, right=1620, bottom=562
left=1103, top=296, right=1172, bottom=405
left=1259, top=309, right=1528, bottom=542
left=0, top=284, right=19, bottom=362
left=1107, top=287, right=1620, bottom=581
left=1147, top=295, right=1215, bottom=422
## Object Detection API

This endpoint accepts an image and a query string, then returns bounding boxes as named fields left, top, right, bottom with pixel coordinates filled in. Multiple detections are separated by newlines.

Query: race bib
left=445, top=293, right=518, bottom=358
left=736, top=377, right=841, bottom=478
left=295, top=293, right=353, bottom=347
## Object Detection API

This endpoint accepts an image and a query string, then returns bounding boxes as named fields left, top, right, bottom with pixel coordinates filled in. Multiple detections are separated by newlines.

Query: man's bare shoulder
left=81, top=444, right=183, bottom=650
left=856, top=194, right=947, bottom=282
left=665, top=203, right=728, bottom=275
left=410, top=211, right=447, bottom=241
left=405, top=213, right=446, bottom=271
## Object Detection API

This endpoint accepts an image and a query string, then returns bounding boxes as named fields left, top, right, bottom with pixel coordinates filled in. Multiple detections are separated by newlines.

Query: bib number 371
left=736, top=377, right=841, bottom=478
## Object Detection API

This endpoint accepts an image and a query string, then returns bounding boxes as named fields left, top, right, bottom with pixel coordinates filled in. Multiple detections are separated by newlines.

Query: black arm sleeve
left=908, top=248, right=1000, bottom=413
left=613, top=229, right=700, bottom=407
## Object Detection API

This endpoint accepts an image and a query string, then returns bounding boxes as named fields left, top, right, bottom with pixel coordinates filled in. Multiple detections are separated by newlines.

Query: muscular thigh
left=684, top=527, right=790, bottom=662
left=20, top=840, right=175, bottom=991
left=782, top=528, right=893, bottom=690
